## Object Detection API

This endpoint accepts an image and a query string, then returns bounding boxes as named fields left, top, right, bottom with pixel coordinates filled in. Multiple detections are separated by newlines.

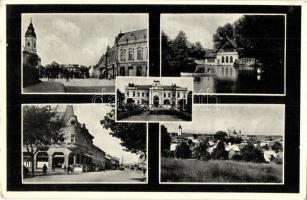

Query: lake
left=193, top=65, right=284, bottom=94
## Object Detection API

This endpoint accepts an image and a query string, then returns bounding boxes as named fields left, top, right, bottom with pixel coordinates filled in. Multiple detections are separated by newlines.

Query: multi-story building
left=93, top=29, right=148, bottom=79
left=124, top=80, right=188, bottom=109
left=23, top=105, right=106, bottom=170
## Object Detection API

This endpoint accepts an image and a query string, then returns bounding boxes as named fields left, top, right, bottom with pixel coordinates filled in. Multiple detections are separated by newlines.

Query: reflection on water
left=194, top=65, right=278, bottom=94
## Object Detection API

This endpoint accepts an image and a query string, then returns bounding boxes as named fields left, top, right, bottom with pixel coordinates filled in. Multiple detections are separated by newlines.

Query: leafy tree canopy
left=100, top=110, right=147, bottom=155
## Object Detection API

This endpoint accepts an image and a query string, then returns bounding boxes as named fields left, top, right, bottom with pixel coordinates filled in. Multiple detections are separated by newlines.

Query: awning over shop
left=82, top=153, right=94, bottom=158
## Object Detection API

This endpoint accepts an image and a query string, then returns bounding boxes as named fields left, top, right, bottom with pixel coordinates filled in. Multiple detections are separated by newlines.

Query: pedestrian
left=42, top=164, right=47, bottom=175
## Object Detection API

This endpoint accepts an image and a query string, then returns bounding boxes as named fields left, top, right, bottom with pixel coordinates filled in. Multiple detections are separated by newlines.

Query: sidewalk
left=23, top=81, right=65, bottom=93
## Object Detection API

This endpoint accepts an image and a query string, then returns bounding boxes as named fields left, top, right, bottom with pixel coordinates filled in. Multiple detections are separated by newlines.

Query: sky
left=161, top=14, right=243, bottom=49
left=162, top=104, right=285, bottom=136
left=22, top=14, right=148, bottom=66
left=116, top=77, right=193, bottom=92
left=50, top=104, right=143, bottom=164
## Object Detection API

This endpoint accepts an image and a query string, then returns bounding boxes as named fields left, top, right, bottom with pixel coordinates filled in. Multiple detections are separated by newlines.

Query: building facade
left=23, top=106, right=107, bottom=170
left=125, top=80, right=188, bottom=108
left=93, top=29, right=148, bottom=79
left=203, top=37, right=240, bottom=67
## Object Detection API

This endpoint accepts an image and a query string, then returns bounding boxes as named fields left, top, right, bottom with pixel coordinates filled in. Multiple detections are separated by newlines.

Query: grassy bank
left=161, top=157, right=282, bottom=183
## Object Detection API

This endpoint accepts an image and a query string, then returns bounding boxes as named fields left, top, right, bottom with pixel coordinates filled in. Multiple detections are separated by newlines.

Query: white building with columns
left=125, top=80, right=189, bottom=109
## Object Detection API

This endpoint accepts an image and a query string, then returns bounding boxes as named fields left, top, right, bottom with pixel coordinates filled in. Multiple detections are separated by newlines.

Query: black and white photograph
left=22, top=14, right=148, bottom=94
left=160, top=104, right=284, bottom=183
left=22, top=104, right=147, bottom=183
left=116, top=77, right=193, bottom=122
left=161, top=14, right=285, bottom=95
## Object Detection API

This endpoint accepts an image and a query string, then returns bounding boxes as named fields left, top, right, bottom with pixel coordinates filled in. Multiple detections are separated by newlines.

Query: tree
left=100, top=110, right=147, bottom=156
left=194, top=140, right=210, bottom=160
left=23, top=105, right=64, bottom=176
left=272, top=141, right=283, bottom=152
left=213, top=23, right=235, bottom=49
left=161, top=125, right=172, bottom=157
left=214, top=131, right=227, bottom=142
left=175, top=142, right=191, bottom=159
left=117, top=89, right=125, bottom=108
left=234, top=15, right=285, bottom=69
left=212, top=141, right=228, bottom=160
left=241, top=143, right=265, bottom=163
left=185, top=91, right=193, bottom=113
left=227, top=136, right=243, bottom=144
left=189, top=42, right=206, bottom=59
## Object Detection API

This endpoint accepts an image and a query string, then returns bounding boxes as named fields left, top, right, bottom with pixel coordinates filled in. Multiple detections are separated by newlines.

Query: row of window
left=127, top=91, right=149, bottom=98
left=120, top=48, right=144, bottom=61
left=126, top=91, right=186, bottom=98
left=163, top=92, right=186, bottom=98
left=221, top=55, right=234, bottom=63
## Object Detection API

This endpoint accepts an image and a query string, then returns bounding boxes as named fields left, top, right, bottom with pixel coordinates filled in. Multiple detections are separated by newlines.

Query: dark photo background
left=6, top=4, right=300, bottom=193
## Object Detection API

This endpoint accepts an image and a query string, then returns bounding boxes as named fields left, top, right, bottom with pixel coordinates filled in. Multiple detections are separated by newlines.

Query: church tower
left=24, top=19, right=37, bottom=54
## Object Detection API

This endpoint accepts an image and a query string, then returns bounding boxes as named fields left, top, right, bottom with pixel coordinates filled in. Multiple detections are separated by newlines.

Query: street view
left=22, top=14, right=148, bottom=93
left=23, top=104, right=147, bottom=183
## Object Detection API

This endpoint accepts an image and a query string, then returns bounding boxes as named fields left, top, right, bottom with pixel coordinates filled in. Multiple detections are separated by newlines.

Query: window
left=222, top=56, right=224, bottom=63
left=126, top=91, right=129, bottom=97
left=27, top=42, right=30, bottom=47
left=230, top=56, right=233, bottom=63
left=183, top=93, right=186, bottom=98
left=71, top=135, right=75, bottom=143
left=142, top=92, right=144, bottom=97
left=168, top=93, right=170, bottom=98
left=137, top=100, right=140, bottom=104
left=128, top=49, right=134, bottom=60
left=226, top=56, right=229, bottom=63
left=137, top=48, right=143, bottom=60
left=146, top=93, right=149, bottom=97
left=164, top=93, right=166, bottom=98
left=133, top=91, right=135, bottom=97
left=177, top=93, right=180, bottom=98
left=120, top=50, right=126, bottom=61
left=138, top=92, right=140, bottom=97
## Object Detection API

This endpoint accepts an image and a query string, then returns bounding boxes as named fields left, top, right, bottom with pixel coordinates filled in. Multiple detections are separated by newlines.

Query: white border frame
left=159, top=104, right=285, bottom=185
left=115, top=76, right=194, bottom=123
left=21, top=13, right=150, bottom=95
left=21, top=103, right=149, bottom=184
left=160, top=13, right=287, bottom=96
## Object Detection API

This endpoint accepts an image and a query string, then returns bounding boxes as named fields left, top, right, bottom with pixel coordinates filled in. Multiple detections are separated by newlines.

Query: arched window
left=230, top=56, right=233, bottom=63
left=137, top=48, right=143, bottom=60
left=222, top=56, right=224, bottom=63
left=226, top=56, right=229, bottom=63
left=27, top=42, right=30, bottom=47
left=128, top=49, right=134, bottom=60
left=120, top=50, right=126, bottom=61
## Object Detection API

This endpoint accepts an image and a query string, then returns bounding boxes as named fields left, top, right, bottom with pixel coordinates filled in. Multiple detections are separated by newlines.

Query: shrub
left=175, top=142, right=191, bottom=159
left=241, top=143, right=265, bottom=163
left=212, top=141, right=228, bottom=160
